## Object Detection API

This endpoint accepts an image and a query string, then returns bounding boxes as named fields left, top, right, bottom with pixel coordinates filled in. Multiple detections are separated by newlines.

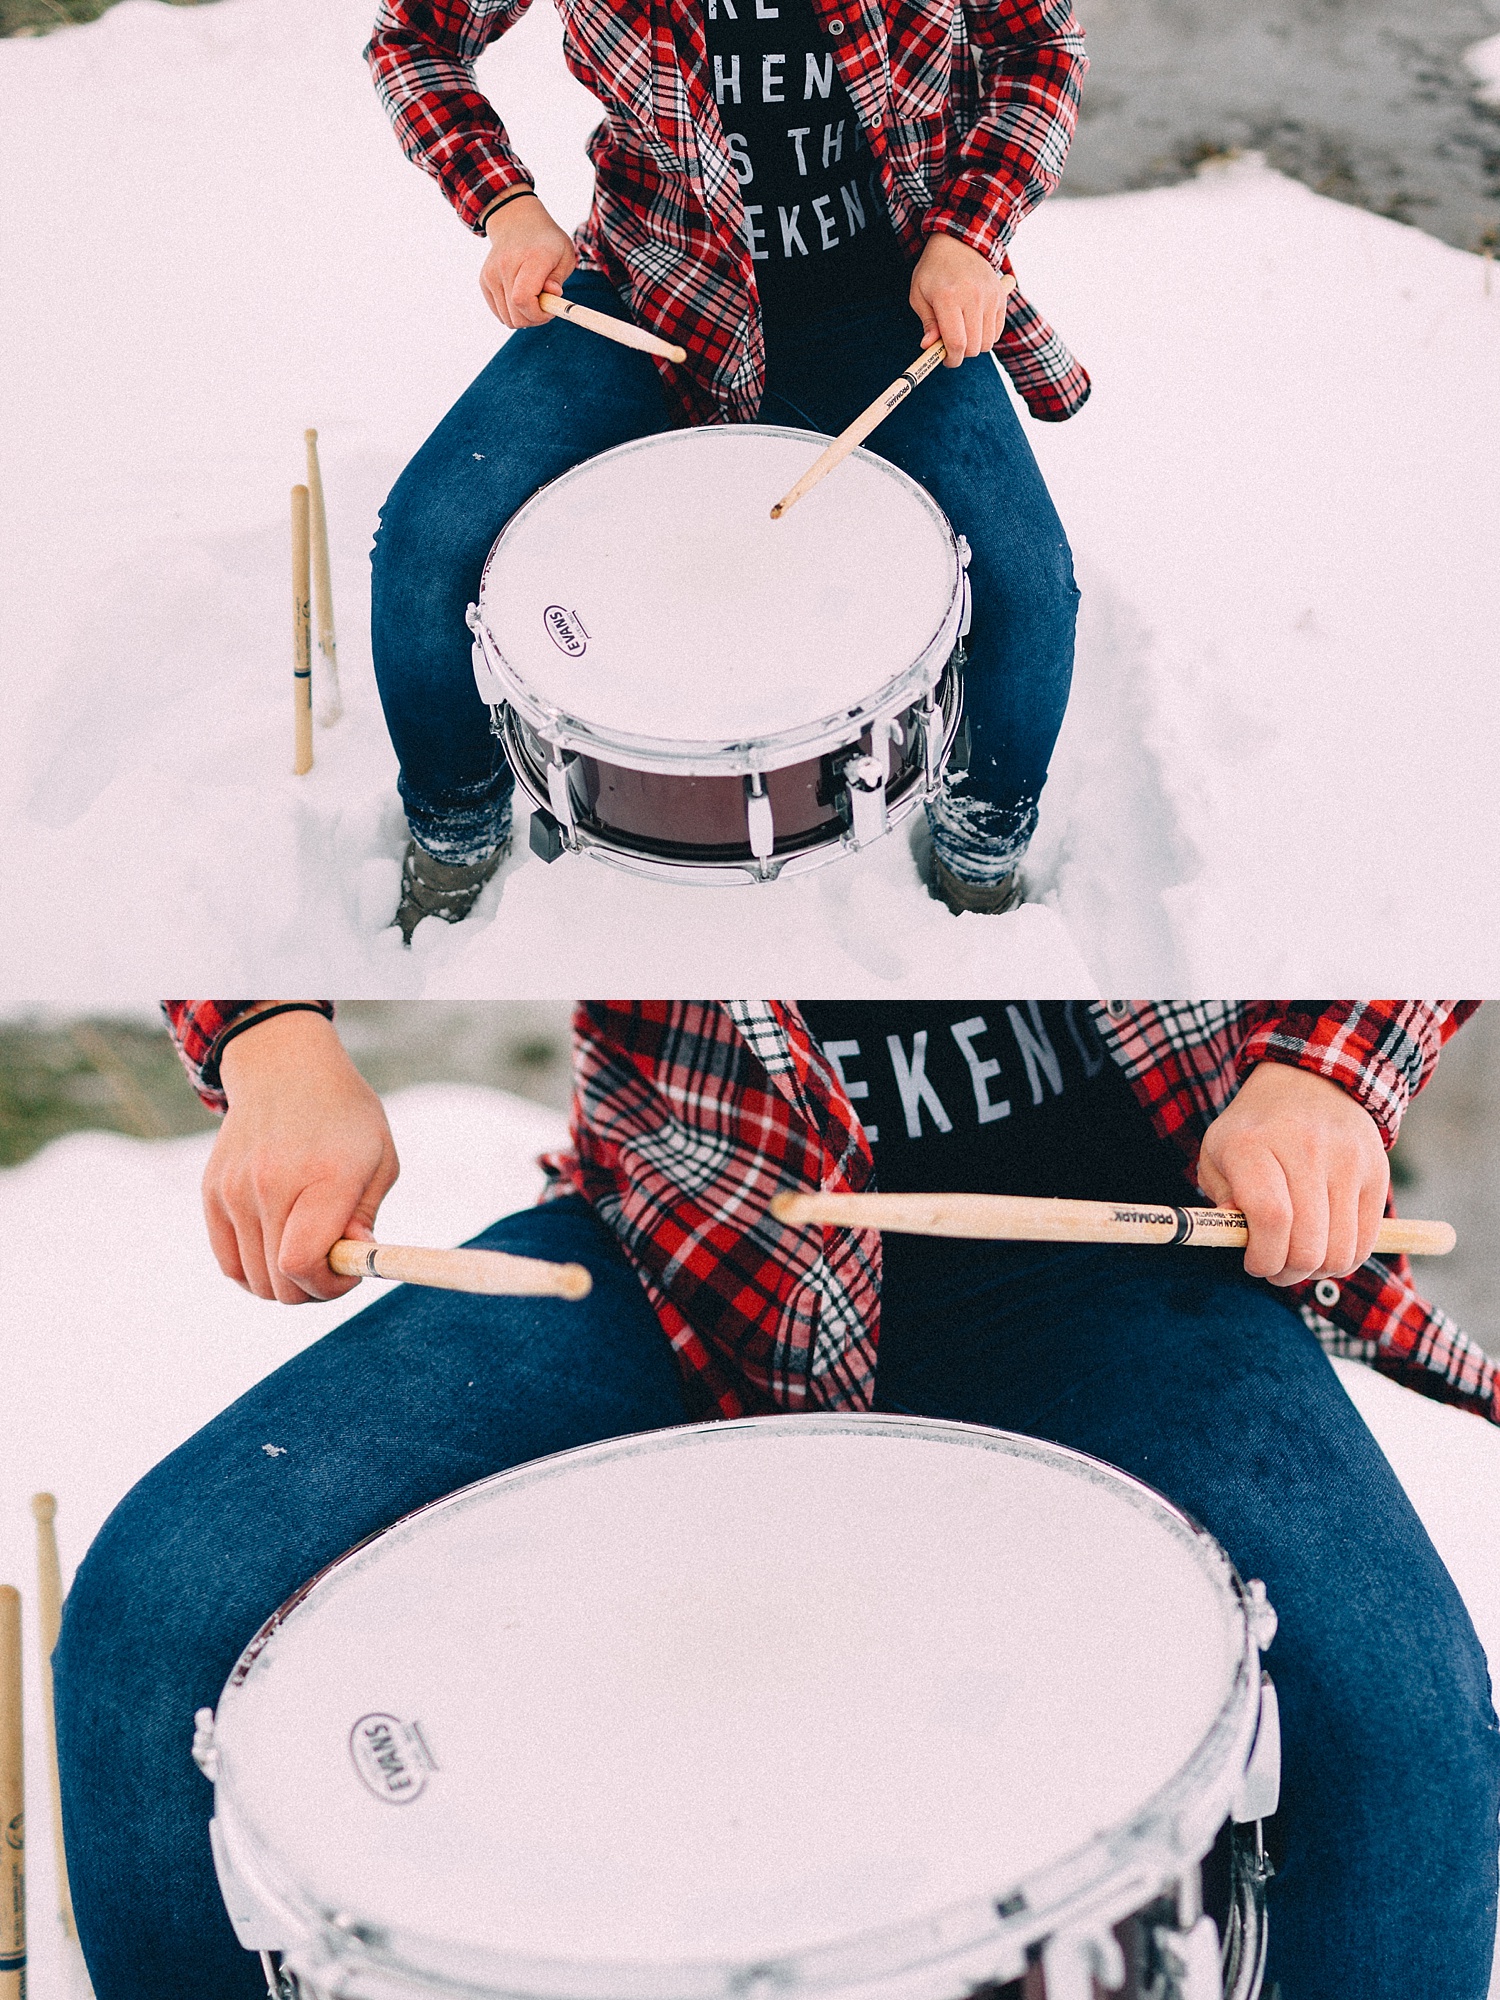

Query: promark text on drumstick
left=328, top=1239, right=593, bottom=1299
left=537, top=292, right=687, bottom=364
left=769, top=1190, right=1456, bottom=1258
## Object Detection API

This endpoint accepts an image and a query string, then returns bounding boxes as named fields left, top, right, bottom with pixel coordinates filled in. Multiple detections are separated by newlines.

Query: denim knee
left=1438, top=1607, right=1500, bottom=1835
left=968, top=523, right=1079, bottom=646
left=54, top=1464, right=229, bottom=1748
left=369, top=451, right=466, bottom=614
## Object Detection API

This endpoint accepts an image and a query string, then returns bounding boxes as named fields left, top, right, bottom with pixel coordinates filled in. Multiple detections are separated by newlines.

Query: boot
left=928, top=852, right=1025, bottom=915
left=392, top=837, right=507, bottom=946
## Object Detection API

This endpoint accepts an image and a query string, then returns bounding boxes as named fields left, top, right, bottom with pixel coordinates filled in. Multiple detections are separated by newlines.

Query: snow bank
left=2, top=1092, right=1499, bottom=1996
left=3, top=0, right=1497, bottom=994
left=0, top=1087, right=565, bottom=2000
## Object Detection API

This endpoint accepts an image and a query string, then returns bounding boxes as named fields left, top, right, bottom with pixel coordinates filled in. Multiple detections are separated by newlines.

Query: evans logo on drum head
left=543, top=606, right=588, bottom=657
left=349, top=1713, right=437, bottom=1803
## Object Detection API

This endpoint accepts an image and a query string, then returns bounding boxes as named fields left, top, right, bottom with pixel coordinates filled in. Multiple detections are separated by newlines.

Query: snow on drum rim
left=199, top=1417, right=1265, bottom=2000
left=471, top=428, right=964, bottom=772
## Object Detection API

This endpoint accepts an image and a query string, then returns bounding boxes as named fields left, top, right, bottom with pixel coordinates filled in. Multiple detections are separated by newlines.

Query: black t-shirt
left=701, top=0, right=910, bottom=326
left=797, top=1000, right=1199, bottom=1222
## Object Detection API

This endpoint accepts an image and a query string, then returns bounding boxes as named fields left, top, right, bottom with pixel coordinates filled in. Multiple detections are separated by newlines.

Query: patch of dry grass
left=1, top=0, right=212, bottom=38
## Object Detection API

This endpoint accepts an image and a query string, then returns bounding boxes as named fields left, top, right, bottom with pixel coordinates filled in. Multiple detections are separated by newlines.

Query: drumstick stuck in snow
left=291, top=483, right=314, bottom=777
left=769, top=1189, right=1456, bottom=1258
left=770, top=286, right=1016, bottom=520
left=328, top=1239, right=593, bottom=1300
left=304, top=430, right=343, bottom=727
left=538, top=292, right=687, bottom=364
left=0, top=1585, right=23, bottom=2000
left=29, top=1498, right=73, bottom=1941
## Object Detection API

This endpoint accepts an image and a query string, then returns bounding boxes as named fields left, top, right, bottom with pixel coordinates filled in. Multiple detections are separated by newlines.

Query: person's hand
left=480, top=193, right=577, bottom=328
left=202, top=1010, right=399, bottom=1305
left=1196, top=1062, right=1390, bottom=1287
left=910, top=233, right=1012, bottom=367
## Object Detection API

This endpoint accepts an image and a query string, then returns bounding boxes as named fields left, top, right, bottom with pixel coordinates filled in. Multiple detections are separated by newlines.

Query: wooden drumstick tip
left=29, top=1495, right=56, bottom=1524
left=537, top=291, right=689, bottom=364
left=769, top=1191, right=807, bottom=1223
left=555, top=1262, right=594, bottom=1300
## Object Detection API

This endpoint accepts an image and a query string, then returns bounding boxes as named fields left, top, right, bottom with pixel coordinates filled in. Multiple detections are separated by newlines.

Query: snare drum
left=193, top=1417, right=1280, bottom=2000
left=465, top=428, right=968, bottom=883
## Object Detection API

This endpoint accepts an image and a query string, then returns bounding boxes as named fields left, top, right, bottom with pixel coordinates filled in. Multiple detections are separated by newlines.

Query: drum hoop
left=211, top=1416, right=1263, bottom=2000
left=474, top=427, right=964, bottom=777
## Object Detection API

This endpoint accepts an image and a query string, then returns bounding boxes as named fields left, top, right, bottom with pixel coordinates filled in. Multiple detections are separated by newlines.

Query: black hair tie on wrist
left=202, top=1003, right=335, bottom=1093
left=480, top=186, right=537, bottom=228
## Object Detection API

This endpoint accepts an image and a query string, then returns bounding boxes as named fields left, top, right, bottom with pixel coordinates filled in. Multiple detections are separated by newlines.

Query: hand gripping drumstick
left=769, top=1190, right=1456, bottom=1257
left=328, top=1239, right=593, bottom=1299
left=29, top=1499, right=73, bottom=1941
left=770, top=283, right=1018, bottom=521
left=537, top=293, right=687, bottom=364
left=0, top=1586, right=23, bottom=2000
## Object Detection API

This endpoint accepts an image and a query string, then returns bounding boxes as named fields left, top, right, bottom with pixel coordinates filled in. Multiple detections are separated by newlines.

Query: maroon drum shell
left=507, top=694, right=937, bottom=864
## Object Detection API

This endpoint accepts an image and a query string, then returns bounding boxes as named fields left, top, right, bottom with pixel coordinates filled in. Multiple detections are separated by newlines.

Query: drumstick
left=304, top=430, right=343, bottom=727
left=538, top=293, right=687, bottom=365
left=291, top=484, right=313, bottom=776
left=0, top=1586, right=23, bottom=2000
left=769, top=1190, right=1456, bottom=1257
left=769, top=287, right=1016, bottom=520
left=29, top=1499, right=73, bottom=1941
left=328, top=1239, right=593, bottom=1299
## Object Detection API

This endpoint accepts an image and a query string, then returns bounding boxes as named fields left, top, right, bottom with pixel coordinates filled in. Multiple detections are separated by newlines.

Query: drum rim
left=472, top=426, right=965, bottom=775
left=210, top=1416, right=1264, bottom=2000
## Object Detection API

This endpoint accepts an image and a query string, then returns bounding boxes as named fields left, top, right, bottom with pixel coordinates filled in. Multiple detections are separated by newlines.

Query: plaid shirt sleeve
left=922, top=0, right=1086, bottom=264
left=160, top=1002, right=336, bottom=1113
left=1232, top=1001, right=1477, bottom=1150
left=540, top=1002, right=880, bottom=1419
left=366, top=0, right=540, bottom=233
left=1101, top=1002, right=1496, bottom=1425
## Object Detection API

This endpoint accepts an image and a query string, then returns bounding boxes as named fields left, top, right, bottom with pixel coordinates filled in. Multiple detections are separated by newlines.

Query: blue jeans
left=54, top=1205, right=1498, bottom=1999
left=370, top=272, right=1079, bottom=883
left=874, top=1239, right=1500, bottom=1999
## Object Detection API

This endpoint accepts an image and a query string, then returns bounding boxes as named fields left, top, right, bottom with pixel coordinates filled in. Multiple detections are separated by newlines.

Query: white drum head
left=211, top=1419, right=1256, bottom=1997
left=474, top=428, right=961, bottom=760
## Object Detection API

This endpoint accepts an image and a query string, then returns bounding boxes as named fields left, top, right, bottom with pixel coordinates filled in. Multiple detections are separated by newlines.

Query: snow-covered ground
left=2, top=0, right=1498, bottom=995
left=2, top=1089, right=1499, bottom=1998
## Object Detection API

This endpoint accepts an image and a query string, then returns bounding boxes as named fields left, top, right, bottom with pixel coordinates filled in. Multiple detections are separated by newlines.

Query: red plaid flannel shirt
left=164, top=999, right=1496, bottom=1428
left=549, top=1002, right=1498, bottom=1422
left=365, top=0, right=1091, bottom=426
